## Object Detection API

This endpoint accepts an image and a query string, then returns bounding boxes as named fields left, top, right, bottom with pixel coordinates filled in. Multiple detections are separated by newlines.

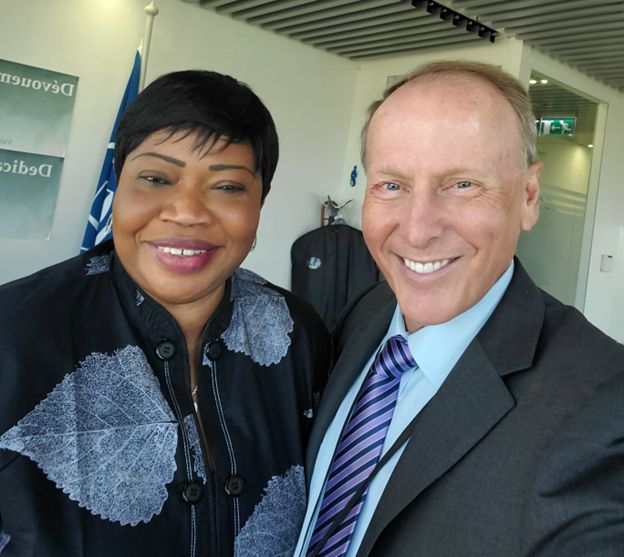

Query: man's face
left=362, top=74, right=541, bottom=333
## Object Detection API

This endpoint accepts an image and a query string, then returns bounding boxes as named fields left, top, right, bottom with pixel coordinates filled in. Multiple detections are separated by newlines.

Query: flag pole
left=140, top=1, right=159, bottom=91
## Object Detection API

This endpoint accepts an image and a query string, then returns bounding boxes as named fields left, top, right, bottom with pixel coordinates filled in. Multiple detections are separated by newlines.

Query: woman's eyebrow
left=209, top=163, right=256, bottom=177
left=131, top=152, right=185, bottom=166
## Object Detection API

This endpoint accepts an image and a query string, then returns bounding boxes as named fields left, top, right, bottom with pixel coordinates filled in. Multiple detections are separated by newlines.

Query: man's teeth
left=159, top=246, right=207, bottom=257
left=403, top=258, right=450, bottom=274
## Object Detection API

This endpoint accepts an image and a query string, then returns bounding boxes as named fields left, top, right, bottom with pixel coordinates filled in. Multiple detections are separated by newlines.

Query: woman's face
left=112, top=130, right=263, bottom=316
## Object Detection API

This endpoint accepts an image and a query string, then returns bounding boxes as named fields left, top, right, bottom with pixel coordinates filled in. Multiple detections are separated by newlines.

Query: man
left=294, top=61, right=624, bottom=556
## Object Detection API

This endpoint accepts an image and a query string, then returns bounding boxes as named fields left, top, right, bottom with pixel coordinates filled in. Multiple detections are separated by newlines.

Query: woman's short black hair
left=114, top=70, right=279, bottom=200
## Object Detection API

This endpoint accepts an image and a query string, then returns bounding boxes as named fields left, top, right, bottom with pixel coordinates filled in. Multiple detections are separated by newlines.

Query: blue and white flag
left=81, top=50, right=141, bottom=251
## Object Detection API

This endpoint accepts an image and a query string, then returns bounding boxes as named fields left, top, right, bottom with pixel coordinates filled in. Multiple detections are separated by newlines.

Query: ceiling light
left=588, top=144, right=594, bottom=148
left=540, top=79, right=549, bottom=84
left=412, top=1, right=497, bottom=43
left=529, top=79, right=537, bottom=85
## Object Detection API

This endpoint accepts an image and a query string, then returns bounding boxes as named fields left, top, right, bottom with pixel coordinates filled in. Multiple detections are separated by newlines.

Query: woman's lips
left=149, top=240, right=219, bottom=274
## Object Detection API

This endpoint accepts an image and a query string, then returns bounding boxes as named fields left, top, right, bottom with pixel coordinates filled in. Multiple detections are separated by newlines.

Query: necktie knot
left=372, top=335, right=416, bottom=380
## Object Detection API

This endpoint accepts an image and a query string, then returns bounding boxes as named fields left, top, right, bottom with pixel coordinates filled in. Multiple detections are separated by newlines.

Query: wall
left=0, top=0, right=357, bottom=288
left=1, top=0, right=145, bottom=283
left=538, top=139, right=592, bottom=196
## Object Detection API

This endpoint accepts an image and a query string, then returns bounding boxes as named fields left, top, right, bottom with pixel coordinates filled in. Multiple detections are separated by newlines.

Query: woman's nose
left=159, top=184, right=212, bottom=226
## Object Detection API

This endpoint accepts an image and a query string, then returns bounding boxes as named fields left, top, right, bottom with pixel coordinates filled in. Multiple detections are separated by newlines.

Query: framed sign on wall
left=0, top=59, right=79, bottom=239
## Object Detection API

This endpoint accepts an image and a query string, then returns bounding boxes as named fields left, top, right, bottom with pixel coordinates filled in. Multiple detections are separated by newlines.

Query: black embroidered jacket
left=0, top=241, right=330, bottom=557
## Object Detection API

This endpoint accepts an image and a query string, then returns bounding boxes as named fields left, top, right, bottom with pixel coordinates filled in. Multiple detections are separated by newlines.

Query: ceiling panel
left=185, top=0, right=624, bottom=92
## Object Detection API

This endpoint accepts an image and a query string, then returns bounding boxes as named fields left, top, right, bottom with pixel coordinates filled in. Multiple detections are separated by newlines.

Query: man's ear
left=520, top=160, right=542, bottom=231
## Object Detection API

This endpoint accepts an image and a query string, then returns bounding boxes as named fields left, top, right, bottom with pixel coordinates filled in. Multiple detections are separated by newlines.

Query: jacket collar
left=110, top=248, right=233, bottom=349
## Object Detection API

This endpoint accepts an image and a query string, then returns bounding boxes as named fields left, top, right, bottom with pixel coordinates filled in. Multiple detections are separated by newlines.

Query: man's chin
left=401, top=304, right=456, bottom=333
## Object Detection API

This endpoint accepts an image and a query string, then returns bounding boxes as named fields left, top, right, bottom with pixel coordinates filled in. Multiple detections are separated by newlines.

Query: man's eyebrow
left=209, top=163, right=256, bottom=177
left=371, top=167, right=411, bottom=180
left=131, top=152, right=185, bottom=166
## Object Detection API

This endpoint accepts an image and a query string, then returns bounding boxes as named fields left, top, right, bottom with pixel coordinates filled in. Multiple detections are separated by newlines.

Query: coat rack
left=321, top=196, right=352, bottom=226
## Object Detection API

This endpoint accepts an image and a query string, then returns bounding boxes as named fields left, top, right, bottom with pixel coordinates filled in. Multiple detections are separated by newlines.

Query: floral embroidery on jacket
left=234, top=465, right=306, bottom=556
left=85, top=255, right=111, bottom=276
left=221, top=269, right=294, bottom=367
left=0, top=345, right=178, bottom=526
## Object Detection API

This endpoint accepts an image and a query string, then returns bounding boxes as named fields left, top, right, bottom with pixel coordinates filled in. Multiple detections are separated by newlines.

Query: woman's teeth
left=159, top=246, right=207, bottom=257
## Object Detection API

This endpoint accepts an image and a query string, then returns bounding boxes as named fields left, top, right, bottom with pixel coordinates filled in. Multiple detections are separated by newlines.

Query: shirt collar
left=387, top=260, right=514, bottom=388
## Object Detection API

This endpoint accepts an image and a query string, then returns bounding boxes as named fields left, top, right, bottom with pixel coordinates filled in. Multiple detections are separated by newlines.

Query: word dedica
left=0, top=158, right=54, bottom=178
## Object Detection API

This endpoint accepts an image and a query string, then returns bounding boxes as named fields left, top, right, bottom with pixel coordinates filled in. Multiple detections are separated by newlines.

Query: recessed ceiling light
left=529, top=79, right=537, bottom=85
left=540, top=79, right=549, bottom=84
left=588, top=144, right=594, bottom=148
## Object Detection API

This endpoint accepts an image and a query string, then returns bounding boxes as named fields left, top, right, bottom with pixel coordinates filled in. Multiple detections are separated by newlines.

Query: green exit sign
left=539, top=117, right=576, bottom=136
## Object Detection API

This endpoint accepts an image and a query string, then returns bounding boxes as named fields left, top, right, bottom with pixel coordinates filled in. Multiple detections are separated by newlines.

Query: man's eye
left=384, top=182, right=401, bottom=191
left=456, top=180, right=473, bottom=189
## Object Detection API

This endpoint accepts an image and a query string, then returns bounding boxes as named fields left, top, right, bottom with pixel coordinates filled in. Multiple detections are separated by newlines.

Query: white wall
left=1, top=0, right=145, bottom=283
left=538, top=139, right=592, bottom=196
left=0, top=0, right=357, bottom=288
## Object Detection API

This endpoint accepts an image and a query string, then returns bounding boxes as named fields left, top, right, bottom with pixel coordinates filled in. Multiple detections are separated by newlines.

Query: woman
left=0, top=71, right=330, bottom=557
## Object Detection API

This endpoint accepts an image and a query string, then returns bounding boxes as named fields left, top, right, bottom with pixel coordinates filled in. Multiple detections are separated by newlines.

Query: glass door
left=516, top=72, right=601, bottom=308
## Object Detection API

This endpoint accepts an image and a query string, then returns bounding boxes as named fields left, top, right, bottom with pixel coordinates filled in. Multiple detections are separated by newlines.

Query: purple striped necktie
left=307, top=335, right=416, bottom=557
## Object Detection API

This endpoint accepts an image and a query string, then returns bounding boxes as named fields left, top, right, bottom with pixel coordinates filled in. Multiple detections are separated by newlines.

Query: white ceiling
left=187, top=0, right=624, bottom=93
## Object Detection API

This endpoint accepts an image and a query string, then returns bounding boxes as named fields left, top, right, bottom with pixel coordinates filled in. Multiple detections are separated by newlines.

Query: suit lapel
left=306, top=285, right=396, bottom=476
left=358, top=340, right=514, bottom=555
left=358, top=260, right=546, bottom=555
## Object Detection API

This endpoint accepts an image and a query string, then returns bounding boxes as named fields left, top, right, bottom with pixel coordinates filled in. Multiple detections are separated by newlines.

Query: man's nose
left=403, top=189, right=444, bottom=247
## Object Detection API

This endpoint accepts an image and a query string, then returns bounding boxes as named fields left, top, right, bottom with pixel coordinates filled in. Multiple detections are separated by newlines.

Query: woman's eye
left=140, top=175, right=170, bottom=186
left=217, top=183, right=245, bottom=193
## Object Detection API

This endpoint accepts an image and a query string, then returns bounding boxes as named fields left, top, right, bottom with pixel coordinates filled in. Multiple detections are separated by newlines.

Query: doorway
left=516, top=72, right=603, bottom=309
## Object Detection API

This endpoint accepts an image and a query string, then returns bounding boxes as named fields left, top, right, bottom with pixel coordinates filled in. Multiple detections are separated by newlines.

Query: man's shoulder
left=333, top=280, right=394, bottom=350
left=540, top=290, right=624, bottom=367
left=494, top=264, right=624, bottom=382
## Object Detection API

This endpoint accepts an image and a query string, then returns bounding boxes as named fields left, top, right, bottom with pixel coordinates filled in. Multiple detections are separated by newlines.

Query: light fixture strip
left=411, top=0, right=498, bottom=43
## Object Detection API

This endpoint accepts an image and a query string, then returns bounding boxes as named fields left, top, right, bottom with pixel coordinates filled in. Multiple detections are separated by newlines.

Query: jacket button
left=205, top=340, right=224, bottom=361
left=224, top=475, right=245, bottom=497
left=182, top=481, right=203, bottom=504
left=156, top=340, right=176, bottom=361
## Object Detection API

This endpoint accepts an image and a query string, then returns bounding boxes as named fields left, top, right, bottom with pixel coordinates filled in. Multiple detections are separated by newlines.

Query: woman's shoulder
left=0, top=242, right=115, bottom=317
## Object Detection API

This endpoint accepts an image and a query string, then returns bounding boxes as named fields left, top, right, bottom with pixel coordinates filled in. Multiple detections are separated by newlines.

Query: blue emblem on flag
left=81, top=50, right=141, bottom=251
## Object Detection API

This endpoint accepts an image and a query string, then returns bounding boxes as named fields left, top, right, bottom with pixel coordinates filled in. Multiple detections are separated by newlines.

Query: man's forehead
left=369, top=73, right=518, bottom=142
left=386, top=72, right=503, bottom=112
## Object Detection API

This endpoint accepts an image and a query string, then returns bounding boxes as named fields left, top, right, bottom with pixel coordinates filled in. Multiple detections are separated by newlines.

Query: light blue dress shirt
left=294, top=261, right=515, bottom=557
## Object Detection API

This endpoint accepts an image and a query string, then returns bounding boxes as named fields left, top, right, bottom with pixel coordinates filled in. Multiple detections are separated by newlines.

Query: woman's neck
left=162, top=283, right=225, bottom=373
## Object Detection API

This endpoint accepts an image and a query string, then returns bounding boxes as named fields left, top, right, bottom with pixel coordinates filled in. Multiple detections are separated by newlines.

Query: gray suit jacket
left=306, top=261, right=624, bottom=556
